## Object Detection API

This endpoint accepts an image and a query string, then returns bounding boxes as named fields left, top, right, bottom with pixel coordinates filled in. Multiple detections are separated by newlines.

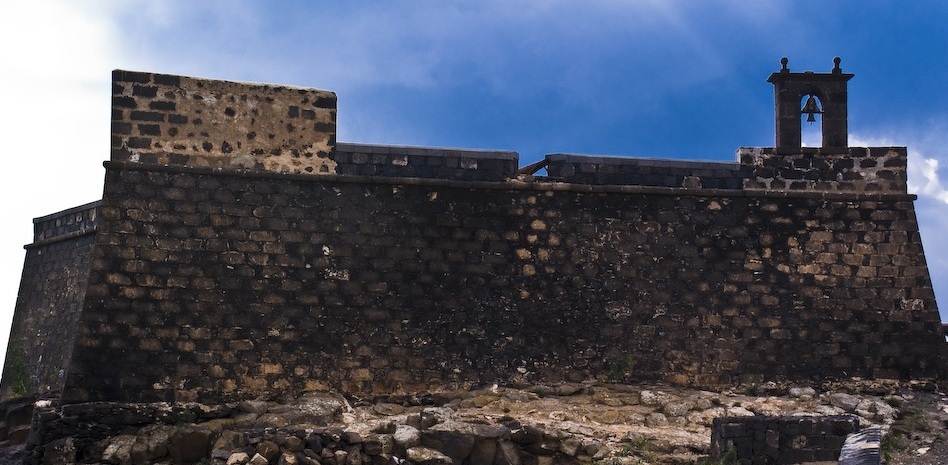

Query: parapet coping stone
left=336, top=142, right=519, bottom=161
left=738, top=146, right=909, bottom=155
left=113, top=69, right=336, bottom=94
left=103, top=161, right=919, bottom=203
left=545, top=153, right=743, bottom=171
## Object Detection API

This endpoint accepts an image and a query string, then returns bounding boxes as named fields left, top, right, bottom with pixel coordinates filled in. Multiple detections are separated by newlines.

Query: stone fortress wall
left=1, top=68, right=944, bottom=407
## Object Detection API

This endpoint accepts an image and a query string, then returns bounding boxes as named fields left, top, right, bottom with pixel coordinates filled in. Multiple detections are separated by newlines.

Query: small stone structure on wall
left=710, top=415, right=860, bottom=464
left=1, top=60, right=944, bottom=410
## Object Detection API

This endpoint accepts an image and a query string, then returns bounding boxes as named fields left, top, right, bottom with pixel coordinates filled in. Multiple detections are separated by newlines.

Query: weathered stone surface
left=341, top=431, right=362, bottom=445
left=41, top=437, right=75, bottom=465
left=100, top=434, right=137, bottom=465
left=372, top=403, right=404, bottom=416
left=645, top=413, right=668, bottom=427
left=256, top=440, right=282, bottom=464
left=269, top=393, right=346, bottom=426
left=393, top=425, right=421, bottom=452
left=639, top=391, right=666, bottom=406
left=829, top=393, right=862, bottom=412
left=363, top=434, right=392, bottom=456
left=470, top=438, right=498, bottom=465
left=279, top=451, right=299, bottom=465
left=494, top=440, right=522, bottom=465
left=134, top=424, right=173, bottom=462
left=558, top=437, right=582, bottom=457
left=168, top=426, right=212, bottom=464
left=421, top=429, right=474, bottom=463
left=215, top=431, right=246, bottom=451
left=227, top=451, right=251, bottom=465
left=238, top=401, right=269, bottom=415
left=406, top=446, right=453, bottom=465
left=789, top=387, right=817, bottom=400
left=284, top=435, right=304, bottom=452
left=662, top=400, right=696, bottom=417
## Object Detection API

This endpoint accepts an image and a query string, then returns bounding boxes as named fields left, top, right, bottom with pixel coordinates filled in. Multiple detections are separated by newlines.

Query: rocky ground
left=5, top=380, right=948, bottom=464
left=222, top=380, right=948, bottom=464
left=335, top=380, right=948, bottom=464
left=880, top=389, right=948, bottom=465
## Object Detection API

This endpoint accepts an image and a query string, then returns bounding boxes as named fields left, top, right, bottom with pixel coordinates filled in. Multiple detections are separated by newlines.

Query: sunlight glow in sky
left=1, top=1, right=947, bottom=364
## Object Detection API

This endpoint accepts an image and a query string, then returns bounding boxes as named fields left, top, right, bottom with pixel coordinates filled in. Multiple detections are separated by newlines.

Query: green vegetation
left=7, top=341, right=32, bottom=397
left=884, top=396, right=903, bottom=408
left=626, top=437, right=656, bottom=463
left=897, top=401, right=934, bottom=433
left=591, top=437, right=657, bottom=465
left=693, top=446, right=737, bottom=465
left=880, top=434, right=905, bottom=462
left=605, top=355, right=632, bottom=382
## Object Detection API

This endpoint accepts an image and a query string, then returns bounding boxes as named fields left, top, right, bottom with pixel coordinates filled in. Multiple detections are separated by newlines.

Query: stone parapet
left=545, top=154, right=747, bottom=189
left=332, top=143, right=518, bottom=181
left=30, top=201, right=99, bottom=245
left=740, top=146, right=907, bottom=193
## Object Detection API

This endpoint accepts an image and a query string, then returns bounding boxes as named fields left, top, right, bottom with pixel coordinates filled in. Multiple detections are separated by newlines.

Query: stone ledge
left=101, top=160, right=919, bottom=202
left=546, top=153, right=743, bottom=171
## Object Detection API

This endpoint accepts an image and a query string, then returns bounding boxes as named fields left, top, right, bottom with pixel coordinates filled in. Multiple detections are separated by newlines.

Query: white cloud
left=852, top=133, right=948, bottom=321
left=850, top=134, right=948, bottom=205
left=0, top=1, right=128, bottom=368
left=909, top=155, right=948, bottom=204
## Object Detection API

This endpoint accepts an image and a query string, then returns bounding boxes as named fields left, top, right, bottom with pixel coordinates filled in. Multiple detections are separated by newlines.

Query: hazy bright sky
left=1, top=1, right=947, bottom=364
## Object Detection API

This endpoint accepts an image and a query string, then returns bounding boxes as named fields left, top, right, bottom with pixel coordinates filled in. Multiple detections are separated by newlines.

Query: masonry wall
left=58, top=161, right=945, bottom=404
left=1, top=203, right=99, bottom=400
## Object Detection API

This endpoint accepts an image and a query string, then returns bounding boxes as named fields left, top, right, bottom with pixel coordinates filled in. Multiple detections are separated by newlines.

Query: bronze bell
left=802, top=95, right=822, bottom=123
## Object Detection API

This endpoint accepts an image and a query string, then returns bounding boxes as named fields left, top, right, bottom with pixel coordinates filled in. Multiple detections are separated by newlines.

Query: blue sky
left=1, top=1, right=947, bottom=361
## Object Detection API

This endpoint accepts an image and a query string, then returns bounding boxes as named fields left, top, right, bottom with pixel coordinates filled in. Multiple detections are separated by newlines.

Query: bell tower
left=768, top=57, right=853, bottom=153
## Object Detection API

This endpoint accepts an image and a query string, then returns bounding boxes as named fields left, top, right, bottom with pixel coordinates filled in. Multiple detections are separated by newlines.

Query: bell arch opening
left=800, top=94, right=823, bottom=147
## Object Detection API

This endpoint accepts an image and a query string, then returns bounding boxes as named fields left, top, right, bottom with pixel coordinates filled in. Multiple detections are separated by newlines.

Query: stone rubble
left=19, top=380, right=942, bottom=465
